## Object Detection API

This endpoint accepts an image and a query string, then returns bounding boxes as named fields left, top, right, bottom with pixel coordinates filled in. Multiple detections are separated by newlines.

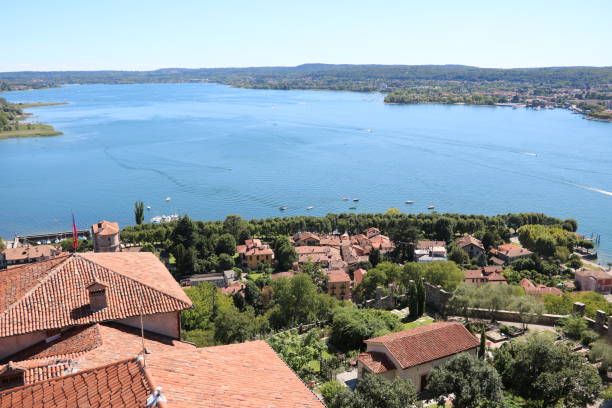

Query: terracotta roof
left=455, top=235, right=484, bottom=250
left=354, top=268, right=367, bottom=284
left=327, top=270, right=351, bottom=283
left=416, top=241, right=446, bottom=250
left=145, top=340, right=324, bottom=408
left=1, top=245, right=60, bottom=262
left=237, top=239, right=274, bottom=257
left=271, top=271, right=295, bottom=280
left=91, top=220, right=120, bottom=236
left=0, top=253, right=192, bottom=337
left=489, top=256, right=505, bottom=265
left=0, top=322, right=196, bottom=385
left=520, top=278, right=563, bottom=296
left=490, top=244, right=532, bottom=258
left=364, top=322, right=478, bottom=369
left=575, top=268, right=612, bottom=280
left=0, top=358, right=154, bottom=408
left=357, top=351, right=395, bottom=373
left=221, top=282, right=245, bottom=296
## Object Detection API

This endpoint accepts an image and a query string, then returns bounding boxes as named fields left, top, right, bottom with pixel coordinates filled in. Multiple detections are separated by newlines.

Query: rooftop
left=1, top=245, right=60, bottom=262
left=91, top=220, right=120, bottom=236
left=0, top=253, right=192, bottom=338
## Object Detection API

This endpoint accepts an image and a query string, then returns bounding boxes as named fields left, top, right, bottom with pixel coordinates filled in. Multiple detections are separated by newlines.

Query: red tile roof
left=520, top=278, right=563, bottom=296
left=490, top=244, right=533, bottom=258
left=416, top=241, right=446, bottom=250
left=0, top=358, right=155, bottom=408
left=0, top=322, right=196, bottom=385
left=146, top=341, right=324, bottom=408
left=271, top=271, right=295, bottom=280
left=455, top=235, right=484, bottom=250
left=354, top=268, right=367, bottom=284
left=91, top=220, right=120, bottom=236
left=575, top=267, right=612, bottom=280
left=0, top=253, right=192, bottom=337
left=364, top=322, right=478, bottom=369
left=327, top=270, right=351, bottom=283
left=1, top=245, right=61, bottom=262
left=357, top=351, right=396, bottom=373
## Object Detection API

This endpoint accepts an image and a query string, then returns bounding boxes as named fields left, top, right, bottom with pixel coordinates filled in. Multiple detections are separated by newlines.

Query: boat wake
left=578, top=185, right=612, bottom=197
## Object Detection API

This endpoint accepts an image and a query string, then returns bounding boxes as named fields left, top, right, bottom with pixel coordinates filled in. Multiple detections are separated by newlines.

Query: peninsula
left=0, top=98, right=65, bottom=140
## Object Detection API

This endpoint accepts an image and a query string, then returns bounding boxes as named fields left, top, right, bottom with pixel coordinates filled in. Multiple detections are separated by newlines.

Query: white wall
left=118, top=311, right=180, bottom=339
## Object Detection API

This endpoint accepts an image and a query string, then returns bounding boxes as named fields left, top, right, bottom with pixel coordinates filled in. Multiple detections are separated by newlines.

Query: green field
left=0, top=124, right=63, bottom=140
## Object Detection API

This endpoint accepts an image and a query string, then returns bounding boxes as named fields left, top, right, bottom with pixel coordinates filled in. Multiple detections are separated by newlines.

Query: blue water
left=1, top=83, right=611, bottom=263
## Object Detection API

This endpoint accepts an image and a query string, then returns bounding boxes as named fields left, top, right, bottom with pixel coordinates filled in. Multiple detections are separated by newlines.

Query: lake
left=1, top=83, right=611, bottom=263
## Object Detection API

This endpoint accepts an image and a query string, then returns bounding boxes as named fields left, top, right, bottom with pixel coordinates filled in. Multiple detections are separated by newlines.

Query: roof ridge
left=75, top=254, right=192, bottom=308
left=0, top=254, right=73, bottom=316
left=77, top=252, right=193, bottom=307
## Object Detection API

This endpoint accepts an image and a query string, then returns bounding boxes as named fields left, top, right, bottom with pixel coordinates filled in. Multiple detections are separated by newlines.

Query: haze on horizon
left=3, top=0, right=612, bottom=72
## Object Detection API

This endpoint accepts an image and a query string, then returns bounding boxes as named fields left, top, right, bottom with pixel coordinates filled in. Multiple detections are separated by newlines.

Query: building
left=181, top=270, right=236, bottom=288
left=0, top=245, right=61, bottom=269
left=463, top=266, right=507, bottom=286
left=0, top=252, right=192, bottom=360
left=357, top=322, right=479, bottom=391
left=354, top=268, right=367, bottom=285
left=519, top=278, right=563, bottom=296
left=414, top=241, right=447, bottom=262
left=91, top=220, right=121, bottom=252
left=236, top=239, right=274, bottom=269
left=295, top=245, right=346, bottom=270
left=0, top=340, right=324, bottom=408
left=327, top=269, right=352, bottom=300
left=455, top=235, right=485, bottom=259
left=489, top=243, right=533, bottom=265
left=575, top=268, right=612, bottom=294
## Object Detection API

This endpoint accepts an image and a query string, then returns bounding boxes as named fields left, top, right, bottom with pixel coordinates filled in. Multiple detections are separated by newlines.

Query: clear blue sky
left=3, top=0, right=611, bottom=71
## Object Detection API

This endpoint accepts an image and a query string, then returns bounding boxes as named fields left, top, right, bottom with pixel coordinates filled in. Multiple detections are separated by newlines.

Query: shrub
left=580, top=329, right=599, bottom=346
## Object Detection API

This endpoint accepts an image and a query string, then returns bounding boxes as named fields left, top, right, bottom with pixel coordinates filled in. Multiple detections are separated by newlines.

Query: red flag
left=72, top=213, right=79, bottom=250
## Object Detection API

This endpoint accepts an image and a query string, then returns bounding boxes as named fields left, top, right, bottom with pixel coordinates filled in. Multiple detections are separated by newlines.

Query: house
left=414, top=241, right=447, bottom=262
left=91, top=220, right=121, bottom=252
left=357, top=322, right=479, bottom=391
left=0, top=245, right=61, bottom=269
left=236, top=238, right=274, bottom=269
left=327, top=269, right=352, bottom=300
left=463, top=266, right=507, bottom=286
left=354, top=268, right=367, bottom=285
left=221, top=281, right=246, bottom=296
left=575, top=268, right=612, bottom=294
left=489, top=243, right=533, bottom=265
left=520, top=278, right=563, bottom=296
left=0, top=340, right=324, bottom=408
left=0, top=252, right=192, bottom=360
left=295, top=246, right=345, bottom=269
left=455, top=235, right=485, bottom=259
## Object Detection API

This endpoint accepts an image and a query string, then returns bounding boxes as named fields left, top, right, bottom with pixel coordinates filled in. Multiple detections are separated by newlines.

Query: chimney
left=0, top=363, right=25, bottom=391
left=87, top=278, right=108, bottom=311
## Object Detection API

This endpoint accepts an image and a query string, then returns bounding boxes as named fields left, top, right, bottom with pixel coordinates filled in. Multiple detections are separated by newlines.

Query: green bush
left=580, top=329, right=599, bottom=346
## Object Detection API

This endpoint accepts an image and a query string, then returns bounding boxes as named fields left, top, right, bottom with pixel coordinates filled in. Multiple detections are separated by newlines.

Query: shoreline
left=0, top=101, right=66, bottom=141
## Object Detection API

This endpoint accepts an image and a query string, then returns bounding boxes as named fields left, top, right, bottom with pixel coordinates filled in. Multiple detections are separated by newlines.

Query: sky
left=3, top=0, right=612, bottom=71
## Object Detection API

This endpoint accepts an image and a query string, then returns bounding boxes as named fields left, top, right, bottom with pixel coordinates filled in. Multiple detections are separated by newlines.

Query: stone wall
left=424, top=282, right=452, bottom=313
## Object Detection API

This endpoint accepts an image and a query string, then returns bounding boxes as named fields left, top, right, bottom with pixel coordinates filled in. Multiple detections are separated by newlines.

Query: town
left=1, top=211, right=610, bottom=407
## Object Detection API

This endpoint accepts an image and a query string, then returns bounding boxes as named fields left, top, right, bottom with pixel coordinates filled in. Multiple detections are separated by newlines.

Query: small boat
left=306, top=206, right=314, bottom=210
left=342, top=197, right=349, bottom=201
left=279, top=206, right=288, bottom=211
left=349, top=206, right=357, bottom=210
left=352, top=198, right=360, bottom=202
left=165, top=197, right=171, bottom=202
left=405, top=200, right=414, bottom=204
left=427, top=205, right=435, bottom=210
left=146, top=205, right=151, bottom=210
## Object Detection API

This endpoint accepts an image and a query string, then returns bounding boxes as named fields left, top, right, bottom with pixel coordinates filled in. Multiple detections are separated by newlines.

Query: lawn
left=401, top=315, right=435, bottom=330
left=247, top=273, right=263, bottom=281
left=0, top=124, right=62, bottom=140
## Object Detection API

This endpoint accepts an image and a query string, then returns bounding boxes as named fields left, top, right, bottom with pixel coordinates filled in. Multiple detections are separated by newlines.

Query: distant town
left=1, top=210, right=610, bottom=407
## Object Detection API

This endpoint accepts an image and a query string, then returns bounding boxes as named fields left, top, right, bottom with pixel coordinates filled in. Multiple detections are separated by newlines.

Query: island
left=0, top=98, right=65, bottom=140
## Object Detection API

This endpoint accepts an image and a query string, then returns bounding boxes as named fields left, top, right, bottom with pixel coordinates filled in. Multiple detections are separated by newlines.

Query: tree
left=173, top=243, right=198, bottom=276
left=448, top=246, right=469, bottom=265
left=478, top=326, right=486, bottom=359
left=217, top=253, right=234, bottom=272
left=407, top=280, right=418, bottom=320
left=171, top=215, right=196, bottom=248
left=560, top=314, right=587, bottom=340
left=215, top=233, right=236, bottom=256
left=493, top=333, right=601, bottom=407
left=214, top=306, right=261, bottom=344
left=448, top=284, right=477, bottom=322
left=223, top=214, right=248, bottom=241
left=508, top=296, right=543, bottom=330
left=589, top=339, right=612, bottom=377
left=267, top=329, right=325, bottom=380
left=403, top=261, right=463, bottom=291
left=134, top=201, right=145, bottom=225
left=330, top=307, right=400, bottom=352
left=353, top=373, right=421, bottom=408
left=368, top=249, right=382, bottom=267
left=355, top=262, right=402, bottom=300
left=301, top=261, right=328, bottom=292
left=433, top=217, right=454, bottom=242
left=427, top=353, right=502, bottom=408
left=416, top=278, right=425, bottom=317
left=272, top=236, right=297, bottom=271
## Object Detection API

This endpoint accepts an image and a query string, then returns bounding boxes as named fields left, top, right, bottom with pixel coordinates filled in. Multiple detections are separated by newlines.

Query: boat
left=306, top=206, right=314, bottom=210
left=165, top=197, right=171, bottom=202
left=405, top=200, right=414, bottom=204
left=146, top=205, right=151, bottom=210
left=349, top=206, right=357, bottom=210
left=352, top=198, right=360, bottom=202
left=427, top=205, right=435, bottom=210
left=342, top=197, right=349, bottom=201
left=279, top=206, right=288, bottom=211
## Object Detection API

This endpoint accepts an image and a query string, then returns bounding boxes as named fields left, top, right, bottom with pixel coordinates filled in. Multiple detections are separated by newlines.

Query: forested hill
left=1, top=64, right=612, bottom=91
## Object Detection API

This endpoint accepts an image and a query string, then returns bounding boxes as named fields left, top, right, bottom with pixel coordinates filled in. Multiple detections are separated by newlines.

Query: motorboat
left=306, top=206, right=314, bottom=210
left=352, top=198, right=360, bottom=202
left=405, top=200, right=414, bottom=204
left=427, top=205, right=435, bottom=210
left=279, top=206, right=288, bottom=211
left=165, top=197, right=171, bottom=202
